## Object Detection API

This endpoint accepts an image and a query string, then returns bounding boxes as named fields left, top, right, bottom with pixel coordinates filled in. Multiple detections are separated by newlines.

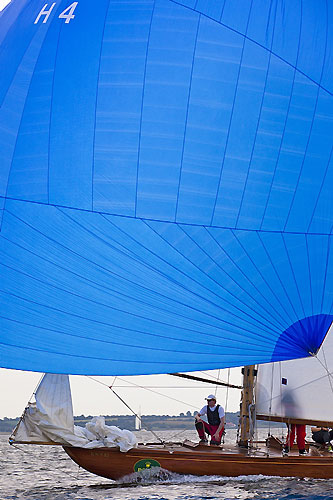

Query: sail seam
left=210, top=0, right=254, bottom=226
left=166, top=0, right=333, bottom=98
left=1, top=195, right=333, bottom=236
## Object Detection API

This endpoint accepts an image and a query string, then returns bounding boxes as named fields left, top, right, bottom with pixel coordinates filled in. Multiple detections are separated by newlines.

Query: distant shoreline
left=0, top=412, right=281, bottom=433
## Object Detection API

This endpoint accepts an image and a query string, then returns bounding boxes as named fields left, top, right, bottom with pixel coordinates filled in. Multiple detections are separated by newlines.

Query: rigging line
left=103, top=213, right=282, bottom=337
left=5, top=211, right=273, bottom=345
left=174, top=13, right=201, bottom=221
left=85, top=375, right=199, bottom=444
left=204, top=227, right=284, bottom=328
left=102, top=214, right=282, bottom=343
left=111, top=385, right=234, bottom=389
left=198, top=370, right=222, bottom=381
left=210, top=0, right=254, bottom=226
left=114, top=375, right=198, bottom=410
left=268, top=363, right=274, bottom=438
left=220, top=229, right=295, bottom=326
left=179, top=224, right=284, bottom=333
left=166, top=428, right=188, bottom=442
left=215, top=369, right=221, bottom=398
left=167, top=0, right=332, bottom=99
left=142, top=218, right=281, bottom=341
left=258, top=368, right=333, bottom=407
left=278, top=362, right=283, bottom=428
left=225, top=368, right=231, bottom=426
left=2, top=194, right=333, bottom=236
left=86, top=376, right=240, bottom=391
left=85, top=376, right=164, bottom=445
left=10, top=373, right=44, bottom=441
left=312, top=352, right=333, bottom=390
left=320, top=348, right=333, bottom=402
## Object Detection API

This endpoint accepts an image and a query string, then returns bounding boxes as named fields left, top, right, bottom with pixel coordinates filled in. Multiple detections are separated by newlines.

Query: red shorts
left=195, top=420, right=224, bottom=443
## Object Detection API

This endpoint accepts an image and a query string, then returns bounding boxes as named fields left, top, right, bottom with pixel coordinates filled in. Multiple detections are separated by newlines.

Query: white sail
left=256, top=324, right=333, bottom=424
left=12, top=374, right=76, bottom=443
left=12, top=374, right=137, bottom=452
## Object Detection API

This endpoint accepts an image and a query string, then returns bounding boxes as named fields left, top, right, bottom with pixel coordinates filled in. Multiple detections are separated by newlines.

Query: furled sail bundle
left=12, top=373, right=137, bottom=450
left=0, top=0, right=332, bottom=375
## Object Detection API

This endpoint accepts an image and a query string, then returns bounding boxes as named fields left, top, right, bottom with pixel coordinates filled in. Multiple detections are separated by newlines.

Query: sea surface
left=2, top=429, right=333, bottom=500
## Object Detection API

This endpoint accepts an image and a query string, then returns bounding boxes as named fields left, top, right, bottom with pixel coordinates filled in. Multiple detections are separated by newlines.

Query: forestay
left=0, top=0, right=332, bottom=375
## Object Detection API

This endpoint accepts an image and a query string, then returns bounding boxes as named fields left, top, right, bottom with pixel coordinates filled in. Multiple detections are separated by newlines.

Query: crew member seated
left=311, top=427, right=333, bottom=452
left=195, top=394, right=225, bottom=446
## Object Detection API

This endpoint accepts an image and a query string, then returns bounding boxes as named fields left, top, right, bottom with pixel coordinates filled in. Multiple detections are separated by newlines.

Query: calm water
left=2, top=429, right=333, bottom=500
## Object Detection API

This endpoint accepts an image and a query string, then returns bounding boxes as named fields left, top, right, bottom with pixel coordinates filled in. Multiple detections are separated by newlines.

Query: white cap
left=205, top=394, right=216, bottom=401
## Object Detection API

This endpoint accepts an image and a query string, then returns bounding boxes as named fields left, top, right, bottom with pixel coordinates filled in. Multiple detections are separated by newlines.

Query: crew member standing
left=195, top=394, right=225, bottom=445
left=283, top=423, right=307, bottom=456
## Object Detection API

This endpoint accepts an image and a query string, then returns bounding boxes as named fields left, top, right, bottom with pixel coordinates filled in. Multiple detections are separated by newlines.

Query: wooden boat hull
left=63, top=444, right=333, bottom=480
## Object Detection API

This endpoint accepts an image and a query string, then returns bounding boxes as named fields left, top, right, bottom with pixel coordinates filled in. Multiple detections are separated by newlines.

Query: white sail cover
left=12, top=374, right=137, bottom=452
left=256, top=324, right=333, bottom=423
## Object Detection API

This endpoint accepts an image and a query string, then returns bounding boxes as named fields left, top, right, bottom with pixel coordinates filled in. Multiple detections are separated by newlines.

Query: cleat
left=299, top=449, right=308, bottom=456
left=199, top=439, right=208, bottom=444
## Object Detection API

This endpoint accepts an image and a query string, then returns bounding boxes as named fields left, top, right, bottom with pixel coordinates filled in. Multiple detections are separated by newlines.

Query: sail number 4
left=34, top=2, right=78, bottom=24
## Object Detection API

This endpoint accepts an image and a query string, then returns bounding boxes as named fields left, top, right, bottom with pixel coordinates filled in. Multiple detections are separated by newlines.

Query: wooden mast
left=238, top=365, right=256, bottom=447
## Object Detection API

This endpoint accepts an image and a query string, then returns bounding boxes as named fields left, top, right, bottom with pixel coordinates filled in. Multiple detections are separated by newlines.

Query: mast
left=238, top=365, right=257, bottom=448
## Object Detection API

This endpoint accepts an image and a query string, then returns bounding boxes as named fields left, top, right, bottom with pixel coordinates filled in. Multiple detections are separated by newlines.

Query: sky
left=0, top=0, right=243, bottom=421
left=0, top=368, right=242, bottom=419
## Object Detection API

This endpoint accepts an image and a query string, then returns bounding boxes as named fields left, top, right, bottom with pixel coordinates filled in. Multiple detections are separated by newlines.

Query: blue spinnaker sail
left=0, top=0, right=332, bottom=375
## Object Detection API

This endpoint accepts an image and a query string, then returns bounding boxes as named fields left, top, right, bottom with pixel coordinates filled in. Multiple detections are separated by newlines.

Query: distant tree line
left=0, top=411, right=280, bottom=433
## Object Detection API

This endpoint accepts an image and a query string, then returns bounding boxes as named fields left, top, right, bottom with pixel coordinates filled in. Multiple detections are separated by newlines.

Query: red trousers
left=195, top=420, right=224, bottom=443
left=286, top=424, right=306, bottom=450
